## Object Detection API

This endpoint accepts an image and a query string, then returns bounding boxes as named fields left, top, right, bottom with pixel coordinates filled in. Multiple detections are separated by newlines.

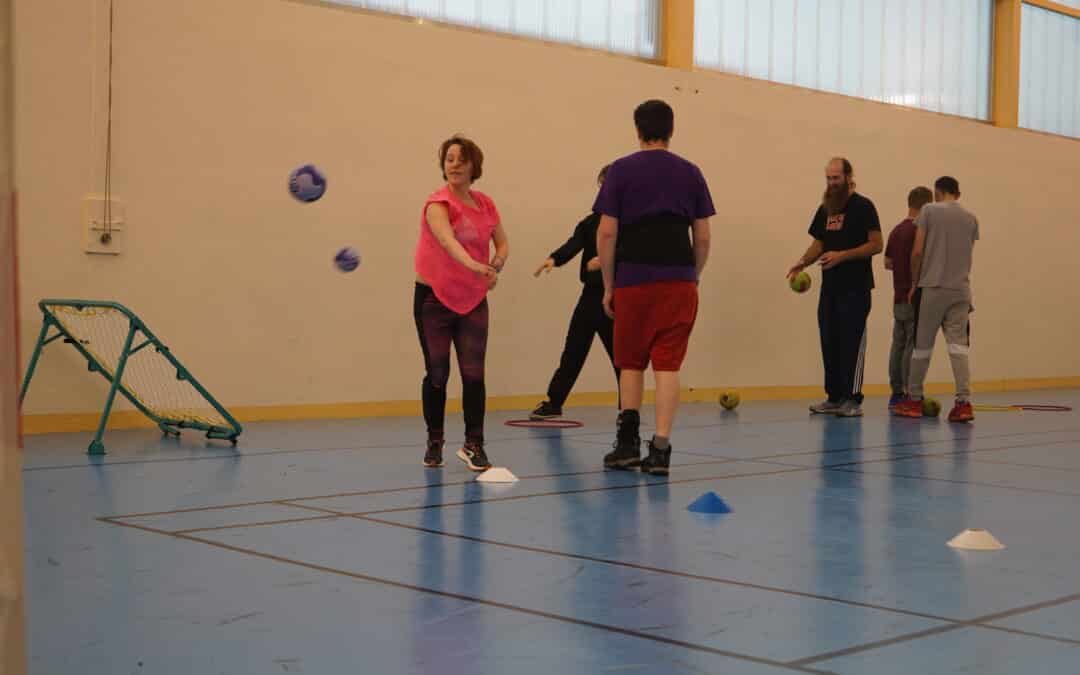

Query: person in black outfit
left=786, top=157, right=882, bottom=418
left=530, top=165, right=620, bottom=420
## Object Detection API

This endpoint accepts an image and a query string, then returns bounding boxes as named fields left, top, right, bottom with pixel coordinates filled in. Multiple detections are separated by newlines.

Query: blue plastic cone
left=687, top=492, right=732, bottom=514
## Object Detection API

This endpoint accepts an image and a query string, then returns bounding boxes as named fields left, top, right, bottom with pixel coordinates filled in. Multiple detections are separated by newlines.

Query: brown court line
left=628, top=429, right=1080, bottom=480
left=943, top=456, right=1080, bottom=474
left=109, top=434, right=1080, bottom=532
left=102, top=425, right=1078, bottom=521
left=335, top=437, right=1080, bottom=520
left=155, top=464, right=817, bottom=534
left=21, top=414, right=797, bottom=472
left=25, top=415, right=1080, bottom=473
left=750, top=436, right=1080, bottom=476
left=133, top=443, right=1080, bottom=642
left=683, top=426, right=1080, bottom=463
left=788, top=592, right=1080, bottom=667
left=22, top=428, right=625, bottom=472
left=760, top=430, right=1080, bottom=461
left=103, top=456, right=746, bottom=520
left=100, top=516, right=836, bottom=675
left=257, top=501, right=1075, bottom=648
left=828, top=464, right=1080, bottom=499
left=119, top=439, right=1080, bottom=646
left=20, top=426, right=625, bottom=473
left=99, top=503, right=1080, bottom=667
left=99, top=452, right=1080, bottom=662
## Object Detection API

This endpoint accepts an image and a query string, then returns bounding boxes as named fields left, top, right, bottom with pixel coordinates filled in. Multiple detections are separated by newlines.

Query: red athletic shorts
left=613, top=281, right=698, bottom=371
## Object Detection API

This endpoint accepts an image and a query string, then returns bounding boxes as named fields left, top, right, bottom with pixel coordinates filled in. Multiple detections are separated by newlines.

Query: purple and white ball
left=289, top=164, right=327, bottom=202
left=334, top=246, right=360, bottom=273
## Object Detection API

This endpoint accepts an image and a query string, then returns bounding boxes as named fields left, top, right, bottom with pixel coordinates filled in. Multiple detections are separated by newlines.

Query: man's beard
left=823, top=182, right=852, bottom=215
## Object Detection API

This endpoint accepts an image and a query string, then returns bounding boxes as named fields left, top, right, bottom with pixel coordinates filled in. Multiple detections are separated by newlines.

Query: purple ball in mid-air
left=289, top=164, right=326, bottom=202
left=334, top=246, right=360, bottom=273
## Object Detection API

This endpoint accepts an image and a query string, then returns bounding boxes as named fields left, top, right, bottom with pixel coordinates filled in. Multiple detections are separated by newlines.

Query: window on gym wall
left=1020, top=3, right=1080, bottom=139
left=694, top=0, right=994, bottom=120
left=329, top=0, right=660, bottom=59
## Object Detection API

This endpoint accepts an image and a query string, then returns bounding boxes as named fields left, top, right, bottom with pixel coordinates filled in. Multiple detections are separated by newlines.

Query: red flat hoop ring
left=504, top=419, right=584, bottom=428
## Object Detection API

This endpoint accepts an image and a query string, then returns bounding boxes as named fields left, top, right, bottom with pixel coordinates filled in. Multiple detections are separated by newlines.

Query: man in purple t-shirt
left=594, top=99, right=715, bottom=476
left=884, top=186, right=932, bottom=408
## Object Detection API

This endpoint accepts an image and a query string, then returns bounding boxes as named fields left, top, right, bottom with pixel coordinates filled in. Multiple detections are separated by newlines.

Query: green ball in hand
left=790, top=271, right=811, bottom=293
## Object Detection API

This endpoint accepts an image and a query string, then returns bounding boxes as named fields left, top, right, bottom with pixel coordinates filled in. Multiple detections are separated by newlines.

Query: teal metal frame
left=19, top=299, right=243, bottom=454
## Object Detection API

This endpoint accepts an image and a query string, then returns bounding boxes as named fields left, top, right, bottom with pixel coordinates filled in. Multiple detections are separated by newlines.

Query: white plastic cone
left=947, top=528, right=1005, bottom=551
left=477, top=467, right=518, bottom=483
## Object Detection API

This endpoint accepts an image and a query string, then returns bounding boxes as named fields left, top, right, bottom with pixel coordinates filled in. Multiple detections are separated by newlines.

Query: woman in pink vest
left=414, top=135, right=509, bottom=471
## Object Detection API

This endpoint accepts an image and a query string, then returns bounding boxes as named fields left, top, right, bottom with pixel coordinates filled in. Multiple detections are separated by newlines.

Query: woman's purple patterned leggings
left=413, top=283, right=488, bottom=442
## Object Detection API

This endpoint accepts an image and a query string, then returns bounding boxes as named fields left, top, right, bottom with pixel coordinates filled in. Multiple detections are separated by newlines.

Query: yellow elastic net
left=48, top=304, right=226, bottom=427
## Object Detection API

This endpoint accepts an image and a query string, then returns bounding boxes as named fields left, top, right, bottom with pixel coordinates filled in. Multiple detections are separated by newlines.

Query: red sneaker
left=948, top=400, right=974, bottom=423
left=893, top=398, right=924, bottom=418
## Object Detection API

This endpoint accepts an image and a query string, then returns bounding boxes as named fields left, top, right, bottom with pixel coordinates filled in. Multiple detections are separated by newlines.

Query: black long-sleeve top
left=549, top=213, right=603, bottom=289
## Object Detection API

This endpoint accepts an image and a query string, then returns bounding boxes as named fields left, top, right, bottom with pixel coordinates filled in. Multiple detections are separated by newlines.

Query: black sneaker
left=457, top=440, right=492, bottom=472
left=529, top=400, right=562, bottom=420
left=809, top=400, right=843, bottom=414
left=605, top=410, right=641, bottom=470
left=422, top=439, right=444, bottom=468
left=640, top=440, right=671, bottom=476
left=604, top=439, right=641, bottom=469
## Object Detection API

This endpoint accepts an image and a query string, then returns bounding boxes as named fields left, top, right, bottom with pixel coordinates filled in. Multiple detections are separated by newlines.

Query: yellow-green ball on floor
left=922, top=398, right=941, bottom=417
left=790, top=271, right=811, bottom=293
left=719, top=391, right=740, bottom=410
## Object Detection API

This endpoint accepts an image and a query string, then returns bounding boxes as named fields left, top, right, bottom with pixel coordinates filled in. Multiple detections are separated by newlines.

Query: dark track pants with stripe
left=818, top=288, right=871, bottom=404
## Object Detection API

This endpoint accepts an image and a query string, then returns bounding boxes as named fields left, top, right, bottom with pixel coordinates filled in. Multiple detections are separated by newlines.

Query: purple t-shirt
left=592, top=150, right=715, bottom=287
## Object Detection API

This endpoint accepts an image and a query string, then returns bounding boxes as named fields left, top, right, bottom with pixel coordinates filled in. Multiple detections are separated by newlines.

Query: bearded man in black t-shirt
left=787, top=157, right=883, bottom=417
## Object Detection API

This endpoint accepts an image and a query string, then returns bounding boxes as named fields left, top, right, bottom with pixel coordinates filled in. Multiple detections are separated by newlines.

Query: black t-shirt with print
left=808, top=192, right=881, bottom=292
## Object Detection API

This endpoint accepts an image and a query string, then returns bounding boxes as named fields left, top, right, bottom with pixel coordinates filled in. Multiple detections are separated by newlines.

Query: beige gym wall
left=14, top=0, right=1080, bottom=426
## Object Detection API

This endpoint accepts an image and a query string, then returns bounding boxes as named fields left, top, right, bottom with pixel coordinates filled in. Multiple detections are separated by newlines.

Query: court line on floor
left=100, top=516, right=837, bottom=675
left=274, top=501, right=1016, bottom=625
left=678, top=427, right=1080, bottom=464
left=337, top=510, right=1080, bottom=650
left=97, top=443, right=1080, bottom=662
left=96, top=430, right=1080, bottom=659
left=107, top=443, right=1080, bottom=648
left=99, top=465, right=1080, bottom=667
left=25, top=416, right=1080, bottom=471
left=819, top=437, right=1080, bottom=497
left=100, top=428, right=1080, bottom=521
left=101, top=456, right=747, bottom=520
left=106, top=432, right=1080, bottom=526
left=19, top=417, right=691, bottom=471
left=21, top=431, right=623, bottom=472
left=756, top=432, right=1080, bottom=468
left=788, top=593, right=1080, bottom=667
left=829, top=466, right=1080, bottom=498
left=942, top=456, right=1080, bottom=474
left=125, top=463, right=814, bottom=534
